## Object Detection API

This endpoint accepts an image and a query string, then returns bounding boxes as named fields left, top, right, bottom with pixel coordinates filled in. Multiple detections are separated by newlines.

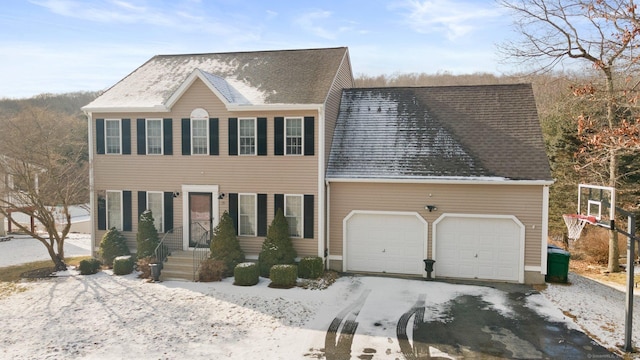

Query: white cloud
left=294, top=10, right=356, bottom=40
left=393, top=0, right=503, bottom=40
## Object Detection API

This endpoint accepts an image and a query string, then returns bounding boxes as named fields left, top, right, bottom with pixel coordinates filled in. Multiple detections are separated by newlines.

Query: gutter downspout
left=85, top=111, right=96, bottom=257
left=317, top=105, right=325, bottom=261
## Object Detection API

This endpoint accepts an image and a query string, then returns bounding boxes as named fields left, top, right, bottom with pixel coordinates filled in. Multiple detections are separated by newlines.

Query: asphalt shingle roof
left=84, top=47, right=348, bottom=110
left=327, top=84, right=552, bottom=181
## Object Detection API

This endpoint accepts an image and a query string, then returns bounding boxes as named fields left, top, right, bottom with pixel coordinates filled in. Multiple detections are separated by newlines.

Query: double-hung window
left=285, top=194, right=303, bottom=238
left=239, top=193, right=256, bottom=236
left=191, top=118, right=209, bottom=155
left=146, top=119, right=163, bottom=155
left=285, top=117, right=303, bottom=155
left=105, top=119, right=121, bottom=154
left=147, top=191, right=164, bottom=232
left=239, top=118, right=256, bottom=155
left=106, top=190, right=123, bottom=230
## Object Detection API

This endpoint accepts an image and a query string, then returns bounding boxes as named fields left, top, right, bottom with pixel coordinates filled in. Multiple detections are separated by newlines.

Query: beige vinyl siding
left=323, top=51, right=354, bottom=167
left=328, top=182, right=545, bottom=268
left=92, top=78, right=319, bottom=257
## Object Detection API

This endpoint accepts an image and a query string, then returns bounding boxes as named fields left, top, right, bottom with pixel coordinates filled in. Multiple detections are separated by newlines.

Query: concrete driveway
left=319, top=276, right=617, bottom=359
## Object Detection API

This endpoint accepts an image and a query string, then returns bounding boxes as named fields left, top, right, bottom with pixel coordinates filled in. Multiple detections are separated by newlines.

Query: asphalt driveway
left=319, top=277, right=617, bottom=360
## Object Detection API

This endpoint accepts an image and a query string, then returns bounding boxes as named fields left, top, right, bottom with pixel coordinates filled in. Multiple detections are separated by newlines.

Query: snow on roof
left=83, top=47, right=348, bottom=111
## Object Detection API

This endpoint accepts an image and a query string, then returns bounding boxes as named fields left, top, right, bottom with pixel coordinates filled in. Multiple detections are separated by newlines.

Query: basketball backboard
left=578, top=184, right=616, bottom=228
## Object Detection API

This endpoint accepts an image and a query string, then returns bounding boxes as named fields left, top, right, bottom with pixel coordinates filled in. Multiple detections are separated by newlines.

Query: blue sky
left=0, top=0, right=519, bottom=99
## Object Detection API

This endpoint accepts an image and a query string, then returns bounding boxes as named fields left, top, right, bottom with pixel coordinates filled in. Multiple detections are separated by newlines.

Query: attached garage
left=433, top=215, right=525, bottom=283
left=344, top=211, right=427, bottom=275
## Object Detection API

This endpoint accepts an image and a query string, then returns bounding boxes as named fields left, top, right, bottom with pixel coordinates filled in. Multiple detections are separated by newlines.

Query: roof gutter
left=81, top=103, right=323, bottom=114
left=325, top=177, right=554, bottom=186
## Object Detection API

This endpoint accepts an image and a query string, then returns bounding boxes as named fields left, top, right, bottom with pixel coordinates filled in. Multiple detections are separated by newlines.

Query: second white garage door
left=434, top=215, right=524, bottom=283
left=345, top=211, right=427, bottom=275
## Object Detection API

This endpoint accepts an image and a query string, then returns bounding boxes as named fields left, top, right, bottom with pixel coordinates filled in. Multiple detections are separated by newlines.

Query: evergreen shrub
left=113, top=256, right=134, bottom=275
left=136, top=210, right=162, bottom=258
left=298, top=256, right=324, bottom=279
left=197, top=259, right=226, bottom=282
left=79, top=258, right=101, bottom=275
left=98, top=227, right=130, bottom=267
left=269, top=264, right=297, bottom=288
left=258, top=209, right=297, bottom=278
left=210, top=211, right=245, bottom=277
left=234, top=262, right=259, bottom=286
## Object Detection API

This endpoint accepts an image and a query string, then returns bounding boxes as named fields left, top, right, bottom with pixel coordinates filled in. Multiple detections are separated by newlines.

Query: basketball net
left=563, top=214, right=597, bottom=241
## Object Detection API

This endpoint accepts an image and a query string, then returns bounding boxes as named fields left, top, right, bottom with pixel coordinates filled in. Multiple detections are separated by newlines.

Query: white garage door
left=345, top=212, right=427, bottom=275
left=435, top=216, right=523, bottom=282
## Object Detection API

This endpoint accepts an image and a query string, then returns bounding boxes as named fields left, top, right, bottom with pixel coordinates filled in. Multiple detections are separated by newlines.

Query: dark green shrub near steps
left=113, top=256, right=134, bottom=275
left=98, top=227, right=130, bottom=267
left=79, top=258, right=101, bottom=275
left=269, top=264, right=297, bottom=288
left=234, top=262, right=259, bottom=286
left=298, top=256, right=324, bottom=279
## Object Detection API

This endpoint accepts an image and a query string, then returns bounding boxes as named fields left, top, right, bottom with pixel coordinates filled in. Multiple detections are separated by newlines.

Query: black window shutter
left=123, top=190, right=132, bottom=231
left=97, top=195, right=106, bottom=230
left=228, top=118, right=238, bottom=156
left=164, top=192, right=174, bottom=233
left=304, top=195, right=314, bottom=239
left=209, top=118, right=219, bottom=155
left=304, top=116, right=314, bottom=156
left=257, top=117, right=267, bottom=156
left=274, top=117, right=284, bottom=156
left=257, top=194, right=267, bottom=236
left=274, top=194, right=284, bottom=216
left=96, top=119, right=105, bottom=154
left=181, top=118, right=191, bottom=155
left=136, top=119, right=146, bottom=155
left=122, top=119, right=131, bottom=155
left=163, top=118, right=173, bottom=155
left=228, top=193, right=239, bottom=235
left=137, top=191, right=147, bottom=220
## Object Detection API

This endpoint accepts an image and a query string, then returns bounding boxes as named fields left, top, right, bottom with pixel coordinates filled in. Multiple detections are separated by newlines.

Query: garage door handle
left=474, top=254, right=478, bottom=258
left=382, top=249, right=386, bottom=253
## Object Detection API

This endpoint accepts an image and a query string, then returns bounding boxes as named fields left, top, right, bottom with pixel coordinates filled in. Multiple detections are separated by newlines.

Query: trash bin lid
left=548, top=248, right=570, bottom=256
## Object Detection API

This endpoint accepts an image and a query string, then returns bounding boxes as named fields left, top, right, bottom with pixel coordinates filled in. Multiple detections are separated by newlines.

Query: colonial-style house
left=83, top=47, right=553, bottom=284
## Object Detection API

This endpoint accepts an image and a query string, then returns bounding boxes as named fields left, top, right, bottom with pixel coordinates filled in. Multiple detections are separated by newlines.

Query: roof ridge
left=152, top=46, right=348, bottom=59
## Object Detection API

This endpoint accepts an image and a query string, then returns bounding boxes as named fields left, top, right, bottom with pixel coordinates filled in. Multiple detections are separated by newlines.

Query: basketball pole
left=621, top=210, right=637, bottom=353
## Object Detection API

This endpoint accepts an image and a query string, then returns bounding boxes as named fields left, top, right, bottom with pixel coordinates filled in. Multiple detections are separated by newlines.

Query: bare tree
left=0, top=106, right=88, bottom=271
left=500, top=0, right=640, bottom=272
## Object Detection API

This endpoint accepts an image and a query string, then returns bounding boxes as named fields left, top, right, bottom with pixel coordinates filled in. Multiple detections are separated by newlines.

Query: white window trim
left=238, top=117, right=257, bottom=156
left=284, top=117, right=304, bottom=156
left=190, top=117, right=209, bottom=155
left=146, top=118, right=164, bottom=155
left=105, top=119, right=122, bottom=155
left=238, top=193, right=257, bottom=236
left=284, top=194, right=304, bottom=238
left=146, top=191, right=164, bottom=232
left=106, top=190, right=123, bottom=230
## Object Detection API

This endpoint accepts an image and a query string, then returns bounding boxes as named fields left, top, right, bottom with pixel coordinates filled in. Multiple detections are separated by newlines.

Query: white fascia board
left=326, top=177, right=554, bottom=186
left=81, top=105, right=169, bottom=113
left=226, top=104, right=323, bottom=112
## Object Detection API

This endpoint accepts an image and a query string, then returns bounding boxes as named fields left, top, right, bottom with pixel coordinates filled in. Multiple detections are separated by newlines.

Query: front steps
left=159, top=250, right=209, bottom=281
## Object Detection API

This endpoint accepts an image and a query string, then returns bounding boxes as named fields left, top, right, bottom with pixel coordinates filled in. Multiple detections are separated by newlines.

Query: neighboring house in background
left=82, top=47, right=553, bottom=284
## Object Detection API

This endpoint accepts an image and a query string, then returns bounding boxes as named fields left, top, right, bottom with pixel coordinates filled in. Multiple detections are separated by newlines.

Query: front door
left=188, top=192, right=212, bottom=248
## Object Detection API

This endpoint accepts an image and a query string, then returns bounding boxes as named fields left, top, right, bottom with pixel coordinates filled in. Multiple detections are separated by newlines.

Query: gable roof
left=327, top=84, right=552, bottom=182
left=83, top=47, right=349, bottom=112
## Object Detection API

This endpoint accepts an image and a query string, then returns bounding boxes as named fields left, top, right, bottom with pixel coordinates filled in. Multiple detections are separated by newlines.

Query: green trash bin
left=546, top=246, right=570, bottom=283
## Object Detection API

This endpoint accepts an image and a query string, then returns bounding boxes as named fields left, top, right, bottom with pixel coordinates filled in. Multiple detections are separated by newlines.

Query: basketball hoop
left=563, top=214, right=597, bottom=240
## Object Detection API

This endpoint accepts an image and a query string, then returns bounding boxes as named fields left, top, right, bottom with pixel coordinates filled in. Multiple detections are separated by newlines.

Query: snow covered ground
left=0, top=233, right=92, bottom=267
left=0, top=234, right=637, bottom=358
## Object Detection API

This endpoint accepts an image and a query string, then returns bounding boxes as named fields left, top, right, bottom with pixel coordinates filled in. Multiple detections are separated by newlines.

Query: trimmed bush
left=210, top=211, right=245, bottom=277
left=79, top=258, right=101, bottom=275
left=137, top=256, right=157, bottom=279
left=197, top=259, right=226, bottom=282
left=234, top=262, right=259, bottom=286
left=258, top=209, right=297, bottom=278
left=113, top=256, right=134, bottom=275
left=298, top=256, right=324, bottom=279
left=136, top=210, right=161, bottom=258
left=98, top=227, right=130, bottom=267
left=269, top=264, right=298, bottom=288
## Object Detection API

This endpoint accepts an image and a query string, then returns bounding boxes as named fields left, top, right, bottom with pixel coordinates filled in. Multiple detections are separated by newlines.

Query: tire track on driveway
left=325, top=289, right=371, bottom=360
left=397, top=294, right=429, bottom=360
